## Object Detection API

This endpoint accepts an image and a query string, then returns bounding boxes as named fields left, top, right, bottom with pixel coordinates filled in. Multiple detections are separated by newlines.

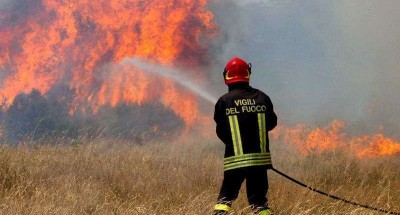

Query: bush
left=81, top=102, right=184, bottom=142
left=2, top=89, right=184, bottom=143
left=3, top=89, right=75, bottom=142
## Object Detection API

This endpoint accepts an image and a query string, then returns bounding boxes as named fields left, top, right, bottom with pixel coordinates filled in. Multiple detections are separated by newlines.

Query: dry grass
left=0, top=139, right=399, bottom=215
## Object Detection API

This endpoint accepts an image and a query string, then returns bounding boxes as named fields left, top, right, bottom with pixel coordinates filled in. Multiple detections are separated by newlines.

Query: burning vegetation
left=271, top=120, right=400, bottom=158
left=0, top=0, right=216, bottom=141
left=0, top=0, right=399, bottom=159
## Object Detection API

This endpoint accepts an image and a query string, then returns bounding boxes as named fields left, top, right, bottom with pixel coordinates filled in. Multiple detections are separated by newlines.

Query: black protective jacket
left=214, top=84, right=277, bottom=171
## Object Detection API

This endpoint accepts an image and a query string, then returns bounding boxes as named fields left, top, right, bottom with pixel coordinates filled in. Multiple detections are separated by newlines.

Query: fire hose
left=270, top=167, right=400, bottom=215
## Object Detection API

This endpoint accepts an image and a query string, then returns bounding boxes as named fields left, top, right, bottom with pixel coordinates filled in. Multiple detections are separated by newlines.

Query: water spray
left=121, top=58, right=218, bottom=104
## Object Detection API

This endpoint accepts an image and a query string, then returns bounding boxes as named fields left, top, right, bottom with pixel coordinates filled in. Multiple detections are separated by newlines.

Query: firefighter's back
left=217, top=85, right=276, bottom=171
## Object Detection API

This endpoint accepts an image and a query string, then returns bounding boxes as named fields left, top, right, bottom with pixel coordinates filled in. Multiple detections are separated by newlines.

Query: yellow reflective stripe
left=224, top=159, right=271, bottom=171
left=258, top=113, right=266, bottom=153
left=233, top=115, right=243, bottom=155
left=224, top=153, right=271, bottom=164
left=214, top=204, right=231, bottom=212
left=257, top=209, right=272, bottom=215
left=228, top=116, right=239, bottom=155
left=224, top=160, right=271, bottom=171
left=224, top=152, right=272, bottom=171
left=228, top=115, right=243, bottom=156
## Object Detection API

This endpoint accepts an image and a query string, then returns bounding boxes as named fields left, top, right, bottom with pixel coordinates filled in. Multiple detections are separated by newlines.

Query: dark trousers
left=217, top=166, right=269, bottom=210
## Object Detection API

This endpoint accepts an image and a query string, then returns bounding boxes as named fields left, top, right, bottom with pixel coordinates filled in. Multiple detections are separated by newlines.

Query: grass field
left=0, top=138, right=399, bottom=215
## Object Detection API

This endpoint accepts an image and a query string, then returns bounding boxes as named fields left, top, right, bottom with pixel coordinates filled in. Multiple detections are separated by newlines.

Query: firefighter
left=213, top=57, right=277, bottom=215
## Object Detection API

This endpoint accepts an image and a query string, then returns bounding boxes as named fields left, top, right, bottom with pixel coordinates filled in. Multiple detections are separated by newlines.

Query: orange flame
left=352, top=134, right=400, bottom=157
left=0, top=0, right=216, bottom=126
left=271, top=120, right=400, bottom=158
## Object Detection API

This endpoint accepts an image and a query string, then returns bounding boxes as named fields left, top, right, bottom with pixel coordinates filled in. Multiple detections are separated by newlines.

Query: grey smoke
left=0, top=0, right=11, bottom=8
left=210, top=0, right=400, bottom=137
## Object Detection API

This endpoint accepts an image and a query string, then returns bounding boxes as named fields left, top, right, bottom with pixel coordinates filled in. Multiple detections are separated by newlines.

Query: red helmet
left=223, top=57, right=252, bottom=85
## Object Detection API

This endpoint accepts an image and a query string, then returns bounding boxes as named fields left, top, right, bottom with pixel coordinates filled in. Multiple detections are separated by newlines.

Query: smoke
left=1, top=0, right=399, bottom=142
left=210, top=0, right=400, bottom=138
left=0, top=0, right=11, bottom=9
left=331, top=0, right=400, bottom=137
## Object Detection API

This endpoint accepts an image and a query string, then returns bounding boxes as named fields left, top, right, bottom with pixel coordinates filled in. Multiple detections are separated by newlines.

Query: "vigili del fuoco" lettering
left=226, top=99, right=267, bottom=115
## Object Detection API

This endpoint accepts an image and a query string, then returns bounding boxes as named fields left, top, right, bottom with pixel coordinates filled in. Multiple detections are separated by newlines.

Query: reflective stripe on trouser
left=256, top=209, right=273, bottom=215
left=223, top=153, right=271, bottom=171
left=214, top=204, right=231, bottom=212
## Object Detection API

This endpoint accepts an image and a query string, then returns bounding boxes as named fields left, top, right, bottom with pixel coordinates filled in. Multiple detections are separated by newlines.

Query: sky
left=210, top=0, right=400, bottom=137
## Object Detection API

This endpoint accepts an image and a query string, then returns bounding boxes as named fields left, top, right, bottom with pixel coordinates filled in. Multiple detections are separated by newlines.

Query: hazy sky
left=210, top=0, right=400, bottom=136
